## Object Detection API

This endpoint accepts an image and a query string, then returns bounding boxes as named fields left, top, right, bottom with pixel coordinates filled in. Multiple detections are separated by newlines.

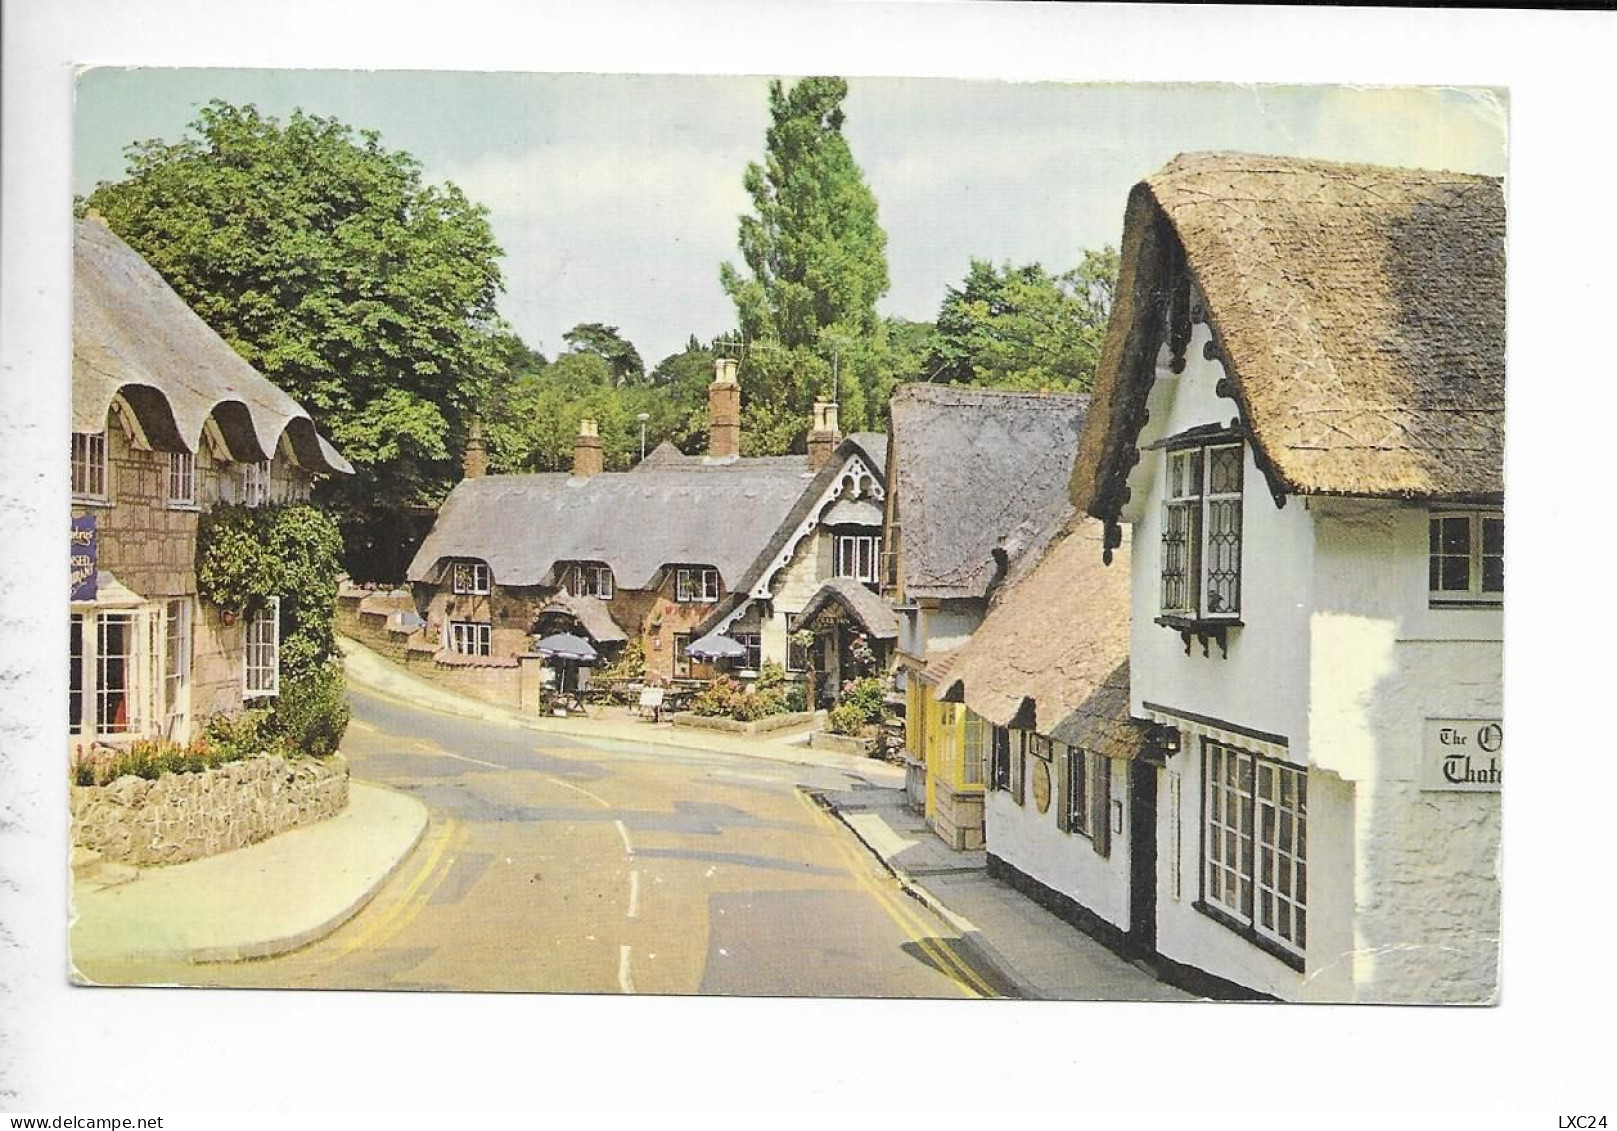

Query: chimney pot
left=463, top=415, right=487, bottom=479
left=708, top=358, right=741, bottom=460
left=573, top=417, right=604, bottom=478
left=807, top=399, right=841, bottom=472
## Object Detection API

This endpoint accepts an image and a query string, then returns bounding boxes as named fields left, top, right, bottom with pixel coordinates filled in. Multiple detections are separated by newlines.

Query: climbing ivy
left=196, top=503, right=345, bottom=680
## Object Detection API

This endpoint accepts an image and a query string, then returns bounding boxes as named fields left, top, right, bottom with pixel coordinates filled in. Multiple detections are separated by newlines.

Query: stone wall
left=71, top=752, right=350, bottom=866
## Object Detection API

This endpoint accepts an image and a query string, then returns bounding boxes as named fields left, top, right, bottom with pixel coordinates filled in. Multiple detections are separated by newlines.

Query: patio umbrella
left=685, top=631, right=746, bottom=661
left=535, top=632, right=599, bottom=663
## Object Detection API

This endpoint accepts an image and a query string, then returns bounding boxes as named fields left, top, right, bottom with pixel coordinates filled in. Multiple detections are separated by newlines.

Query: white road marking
left=627, top=870, right=640, bottom=919
left=544, top=776, right=612, bottom=809
left=618, top=944, right=635, bottom=994
left=408, top=740, right=505, bottom=770
left=614, top=819, right=635, bottom=858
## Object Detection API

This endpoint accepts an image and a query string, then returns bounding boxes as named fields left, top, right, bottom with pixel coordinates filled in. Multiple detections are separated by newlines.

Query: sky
left=74, top=71, right=1506, bottom=367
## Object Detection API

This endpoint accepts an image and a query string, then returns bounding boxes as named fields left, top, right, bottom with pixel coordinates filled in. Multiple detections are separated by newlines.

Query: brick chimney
left=573, top=418, right=604, bottom=478
left=463, top=415, right=487, bottom=479
left=807, top=400, right=840, bottom=471
left=708, top=357, right=741, bottom=460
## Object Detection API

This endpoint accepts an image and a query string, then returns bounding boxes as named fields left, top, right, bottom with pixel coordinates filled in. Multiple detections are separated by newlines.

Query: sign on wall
left=70, top=514, right=97, bottom=602
left=1421, top=719, right=1502, bottom=792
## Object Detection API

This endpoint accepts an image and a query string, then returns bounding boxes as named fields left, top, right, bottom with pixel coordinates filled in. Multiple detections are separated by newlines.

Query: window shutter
left=1091, top=753, right=1111, bottom=858
left=1056, top=744, right=1071, bottom=833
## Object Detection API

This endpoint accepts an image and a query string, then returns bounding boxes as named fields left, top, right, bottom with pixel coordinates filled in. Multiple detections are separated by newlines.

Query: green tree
left=85, top=101, right=507, bottom=579
left=720, top=77, right=890, bottom=450
left=562, top=322, right=645, bottom=386
left=927, top=248, right=1119, bottom=393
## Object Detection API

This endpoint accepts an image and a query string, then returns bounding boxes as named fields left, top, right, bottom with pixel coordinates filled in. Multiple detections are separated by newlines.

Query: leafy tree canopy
left=561, top=322, right=645, bottom=386
left=926, top=248, right=1119, bottom=393
left=720, top=77, right=892, bottom=449
left=85, top=101, right=508, bottom=579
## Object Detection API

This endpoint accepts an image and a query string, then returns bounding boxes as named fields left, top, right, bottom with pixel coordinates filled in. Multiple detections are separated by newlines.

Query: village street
left=74, top=678, right=1015, bottom=999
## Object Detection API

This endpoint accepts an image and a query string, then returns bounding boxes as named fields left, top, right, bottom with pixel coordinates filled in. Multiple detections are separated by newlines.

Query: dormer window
left=1429, top=511, right=1503, bottom=606
left=834, top=534, right=880, bottom=585
left=452, top=561, right=491, bottom=595
left=564, top=563, right=614, bottom=600
left=1161, top=441, right=1243, bottom=620
left=72, top=432, right=108, bottom=502
left=675, top=567, right=720, bottom=604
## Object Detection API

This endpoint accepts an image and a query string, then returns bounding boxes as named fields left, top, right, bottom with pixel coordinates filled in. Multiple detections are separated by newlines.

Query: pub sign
left=70, top=514, right=97, bottom=601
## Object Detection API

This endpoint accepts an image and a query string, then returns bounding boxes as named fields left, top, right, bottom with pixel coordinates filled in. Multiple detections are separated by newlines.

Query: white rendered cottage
left=1074, top=154, right=1504, bottom=1003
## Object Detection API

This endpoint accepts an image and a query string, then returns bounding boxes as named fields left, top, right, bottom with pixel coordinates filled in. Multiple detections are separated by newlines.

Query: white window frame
left=449, top=620, right=492, bottom=657
left=676, top=567, right=719, bottom=604
left=243, top=596, right=281, bottom=699
left=164, top=598, right=192, bottom=737
left=72, top=432, right=108, bottom=502
left=1162, top=442, right=1243, bottom=620
left=241, top=459, right=273, bottom=508
left=1429, top=510, right=1503, bottom=606
left=962, top=712, right=986, bottom=787
left=834, top=534, right=881, bottom=584
left=167, top=451, right=198, bottom=508
left=736, top=633, right=763, bottom=672
left=1203, top=740, right=1307, bottom=959
left=566, top=563, right=614, bottom=600
left=452, top=561, right=491, bottom=595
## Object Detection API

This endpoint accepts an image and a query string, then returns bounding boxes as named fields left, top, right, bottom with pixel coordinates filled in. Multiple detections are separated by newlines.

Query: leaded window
left=241, top=459, right=273, bottom=507
left=164, top=598, right=192, bottom=734
left=1162, top=442, right=1243, bottom=619
left=962, top=713, right=987, bottom=786
left=989, top=725, right=1012, bottom=791
left=1429, top=511, right=1503, bottom=605
left=97, top=611, right=140, bottom=732
left=1203, top=740, right=1307, bottom=957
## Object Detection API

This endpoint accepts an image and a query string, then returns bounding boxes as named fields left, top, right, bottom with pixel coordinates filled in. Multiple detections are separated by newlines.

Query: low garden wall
left=672, top=710, right=822, bottom=736
left=810, top=731, right=879, bottom=756
left=71, top=753, right=350, bottom=867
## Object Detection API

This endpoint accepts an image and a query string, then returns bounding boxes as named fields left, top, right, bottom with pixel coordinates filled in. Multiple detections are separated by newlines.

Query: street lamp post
left=637, top=412, right=650, bottom=461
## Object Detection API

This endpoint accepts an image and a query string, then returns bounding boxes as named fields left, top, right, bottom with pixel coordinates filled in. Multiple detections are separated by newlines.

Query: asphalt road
left=129, top=682, right=1012, bottom=998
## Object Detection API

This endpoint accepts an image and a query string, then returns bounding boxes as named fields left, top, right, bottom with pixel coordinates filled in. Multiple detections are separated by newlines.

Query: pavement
left=71, top=781, right=427, bottom=974
left=815, top=783, right=1195, bottom=1001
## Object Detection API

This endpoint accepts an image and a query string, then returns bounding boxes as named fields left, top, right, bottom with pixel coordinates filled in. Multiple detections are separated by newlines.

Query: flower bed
left=70, top=751, right=350, bottom=867
left=671, top=709, right=822, bottom=736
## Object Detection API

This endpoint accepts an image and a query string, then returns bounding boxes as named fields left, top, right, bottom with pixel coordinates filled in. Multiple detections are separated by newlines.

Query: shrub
left=756, top=659, right=787, bottom=692
left=71, top=735, right=233, bottom=786
left=690, top=675, right=796, bottom=722
left=205, top=707, right=276, bottom=761
left=267, top=662, right=350, bottom=758
left=827, top=701, right=871, bottom=737
left=690, top=676, right=747, bottom=718
left=782, top=682, right=808, bottom=713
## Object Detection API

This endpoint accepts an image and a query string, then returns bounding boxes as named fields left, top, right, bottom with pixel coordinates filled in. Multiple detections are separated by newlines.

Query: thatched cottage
left=1073, top=153, right=1504, bottom=1002
left=70, top=218, right=352, bottom=748
left=932, top=519, right=1150, bottom=958
left=880, top=384, right=1089, bottom=849
left=399, top=359, right=887, bottom=704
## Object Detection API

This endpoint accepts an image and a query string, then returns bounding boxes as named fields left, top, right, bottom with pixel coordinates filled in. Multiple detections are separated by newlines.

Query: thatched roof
left=1074, top=153, right=1505, bottom=522
left=406, top=463, right=814, bottom=591
left=890, top=385, right=1089, bottom=600
left=634, top=432, right=886, bottom=477
left=536, top=593, right=629, bottom=645
left=796, top=578, right=899, bottom=640
left=73, top=218, right=351, bottom=474
left=935, top=519, right=1145, bottom=760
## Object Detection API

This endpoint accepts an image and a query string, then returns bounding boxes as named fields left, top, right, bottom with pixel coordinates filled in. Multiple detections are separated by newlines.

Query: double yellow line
left=795, top=790, right=1000, bottom=999
left=323, top=817, right=465, bottom=962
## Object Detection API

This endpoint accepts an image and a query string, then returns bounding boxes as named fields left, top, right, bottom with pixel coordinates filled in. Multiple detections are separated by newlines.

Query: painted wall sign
left=1421, top=718, right=1502, bottom=792
left=70, top=514, right=97, bottom=602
